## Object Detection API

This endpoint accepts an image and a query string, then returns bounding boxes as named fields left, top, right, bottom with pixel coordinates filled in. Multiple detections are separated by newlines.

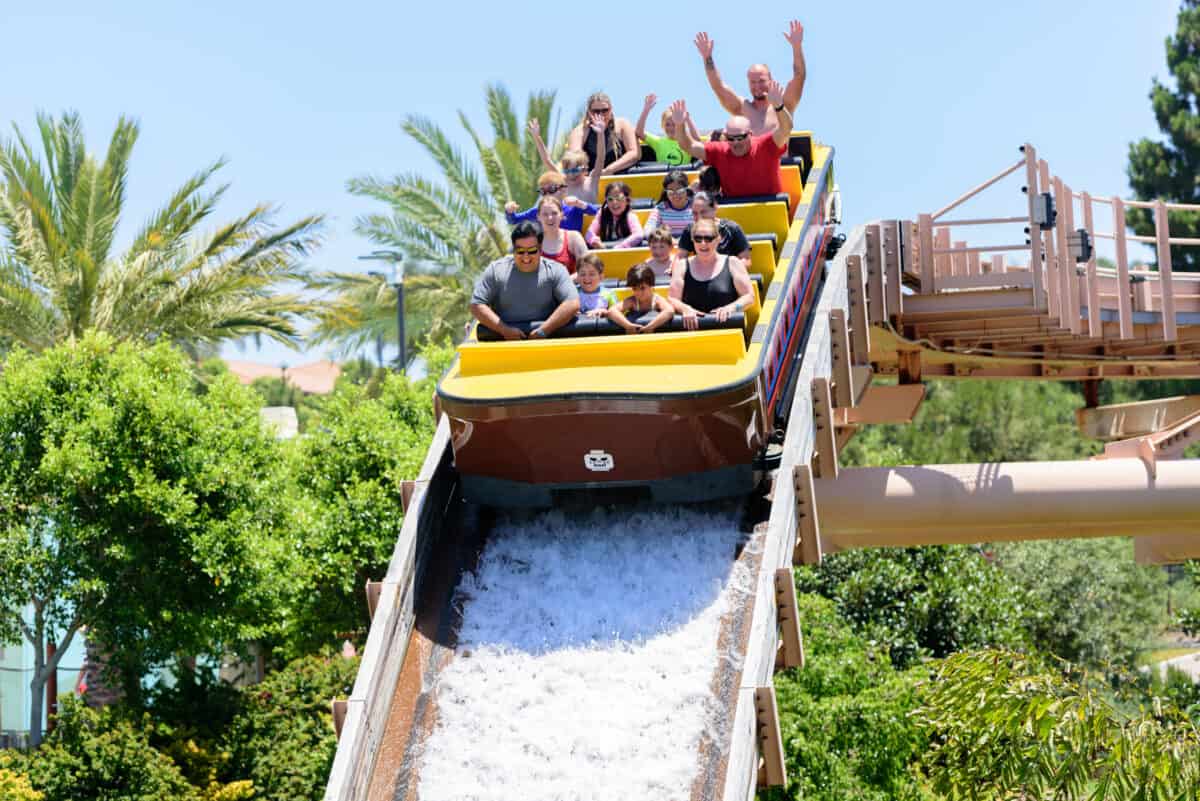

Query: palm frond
left=485, top=83, right=519, bottom=145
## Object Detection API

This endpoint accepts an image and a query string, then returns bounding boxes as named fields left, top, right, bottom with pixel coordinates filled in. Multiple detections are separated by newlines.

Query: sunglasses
left=513, top=246, right=541, bottom=256
left=724, top=133, right=750, bottom=142
left=693, top=234, right=718, bottom=243
left=666, top=187, right=689, bottom=197
left=590, top=107, right=612, bottom=114
left=606, top=195, right=628, bottom=204
left=540, top=184, right=565, bottom=195
left=563, top=167, right=585, bottom=175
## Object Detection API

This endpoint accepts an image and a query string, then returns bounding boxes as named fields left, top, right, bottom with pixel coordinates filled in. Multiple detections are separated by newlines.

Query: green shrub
left=762, top=594, right=932, bottom=801
left=0, top=753, right=42, bottom=801
left=794, top=546, right=1033, bottom=668
left=224, top=651, right=359, bottom=801
left=18, top=697, right=199, bottom=801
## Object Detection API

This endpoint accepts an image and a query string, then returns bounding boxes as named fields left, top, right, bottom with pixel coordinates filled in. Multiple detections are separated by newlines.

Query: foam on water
left=415, top=504, right=753, bottom=801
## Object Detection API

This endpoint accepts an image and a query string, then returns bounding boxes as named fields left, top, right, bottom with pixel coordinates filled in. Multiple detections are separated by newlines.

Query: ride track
left=325, top=141, right=1200, bottom=800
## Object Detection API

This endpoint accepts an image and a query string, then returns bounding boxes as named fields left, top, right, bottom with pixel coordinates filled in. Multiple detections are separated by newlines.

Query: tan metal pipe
left=814, top=459, right=1200, bottom=551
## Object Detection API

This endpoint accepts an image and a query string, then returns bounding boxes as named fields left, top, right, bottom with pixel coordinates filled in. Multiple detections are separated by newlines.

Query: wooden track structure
left=325, top=143, right=1200, bottom=801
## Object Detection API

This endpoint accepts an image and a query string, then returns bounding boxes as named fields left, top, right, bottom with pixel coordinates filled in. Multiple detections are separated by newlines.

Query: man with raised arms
left=471, top=221, right=579, bottom=341
left=669, top=81, right=791, bottom=199
left=693, top=20, right=806, bottom=136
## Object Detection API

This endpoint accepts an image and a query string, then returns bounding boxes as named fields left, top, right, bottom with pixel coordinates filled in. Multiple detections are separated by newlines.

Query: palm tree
left=312, top=84, right=565, bottom=349
left=0, top=112, right=325, bottom=353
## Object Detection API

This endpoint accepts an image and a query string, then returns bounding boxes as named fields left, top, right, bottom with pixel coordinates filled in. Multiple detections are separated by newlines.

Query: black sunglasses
left=693, top=234, right=718, bottom=243
left=724, top=133, right=750, bottom=142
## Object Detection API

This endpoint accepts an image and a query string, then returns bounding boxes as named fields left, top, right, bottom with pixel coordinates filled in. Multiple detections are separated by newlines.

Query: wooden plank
left=774, top=568, right=804, bottom=669
left=1082, top=191, right=1102, bottom=338
left=866, top=224, right=885, bottom=323
left=755, top=687, right=787, bottom=788
left=829, top=309, right=854, bottom=408
left=952, top=240, right=968, bottom=276
left=1061, top=179, right=1082, bottom=334
left=811, top=377, right=839, bottom=480
left=1039, top=159, right=1060, bottom=322
left=1155, top=199, right=1178, bottom=341
left=918, top=214, right=935, bottom=292
left=846, top=254, right=871, bottom=363
left=934, top=227, right=952, bottom=279
left=883, top=219, right=903, bottom=318
left=1112, top=197, right=1135, bottom=339
left=365, top=580, right=382, bottom=621
left=793, top=463, right=822, bottom=566
left=1023, top=144, right=1045, bottom=310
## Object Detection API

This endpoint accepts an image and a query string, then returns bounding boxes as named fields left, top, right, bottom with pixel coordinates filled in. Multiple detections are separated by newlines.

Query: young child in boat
left=613, top=264, right=674, bottom=334
left=641, top=228, right=678, bottom=280
left=576, top=254, right=619, bottom=318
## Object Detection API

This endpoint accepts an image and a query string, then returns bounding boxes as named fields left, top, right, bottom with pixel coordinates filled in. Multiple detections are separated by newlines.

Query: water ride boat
left=436, top=133, right=837, bottom=506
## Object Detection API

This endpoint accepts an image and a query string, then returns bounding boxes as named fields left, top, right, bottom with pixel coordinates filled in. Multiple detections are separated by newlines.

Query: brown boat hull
left=440, top=381, right=766, bottom=506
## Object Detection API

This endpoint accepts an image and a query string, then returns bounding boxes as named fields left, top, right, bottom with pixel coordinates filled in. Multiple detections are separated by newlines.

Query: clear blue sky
left=0, top=0, right=1182, bottom=366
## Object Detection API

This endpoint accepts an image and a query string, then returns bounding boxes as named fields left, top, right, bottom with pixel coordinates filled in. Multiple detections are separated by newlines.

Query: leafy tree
left=223, top=651, right=359, bottom=801
left=1127, top=0, right=1200, bottom=272
left=914, top=649, right=1200, bottom=800
left=13, top=697, right=201, bottom=801
left=842, top=380, right=1098, bottom=468
left=278, top=368, right=437, bottom=656
left=992, top=538, right=1167, bottom=668
left=0, top=111, right=324, bottom=353
left=314, top=84, right=563, bottom=345
left=763, top=594, right=931, bottom=801
left=0, top=334, right=290, bottom=743
left=794, top=546, right=1033, bottom=669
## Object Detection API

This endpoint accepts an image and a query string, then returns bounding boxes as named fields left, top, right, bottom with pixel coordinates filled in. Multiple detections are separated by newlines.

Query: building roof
left=224, top=359, right=342, bottom=395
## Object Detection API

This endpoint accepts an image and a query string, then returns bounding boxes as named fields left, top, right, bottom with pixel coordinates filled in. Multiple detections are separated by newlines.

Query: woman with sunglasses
left=586, top=182, right=644, bottom=249
left=566, top=92, right=639, bottom=175
left=536, top=196, right=588, bottom=276
left=643, top=169, right=694, bottom=239
left=669, top=217, right=755, bottom=331
left=677, top=191, right=751, bottom=262
left=505, top=171, right=599, bottom=232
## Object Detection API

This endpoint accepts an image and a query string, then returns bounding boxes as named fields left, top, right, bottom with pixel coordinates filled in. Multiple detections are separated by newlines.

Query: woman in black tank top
left=669, top=219, right=757, bottom=330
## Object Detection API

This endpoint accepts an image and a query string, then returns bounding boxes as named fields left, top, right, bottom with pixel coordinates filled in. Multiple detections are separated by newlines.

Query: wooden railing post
left=1040, top=160, right=1061, bottom=323
left=1154, top=199, right=1178, bottom=341
left=918, top=214, right=935, bottom=293
left=1055, top=177, right=1079, bottom=334
left=1081, top=191, right=1102, bottom=338
left=1112, top=197, right=1135, bottom=339
left=1023, top=144, right=1046, bottom=310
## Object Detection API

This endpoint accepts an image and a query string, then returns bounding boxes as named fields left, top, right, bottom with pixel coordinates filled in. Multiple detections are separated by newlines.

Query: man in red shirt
left=671, top=81, right=791, bottom=198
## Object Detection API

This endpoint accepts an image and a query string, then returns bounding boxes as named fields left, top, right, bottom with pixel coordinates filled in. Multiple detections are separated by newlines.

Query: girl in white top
left=642, top=169, right=694, bottom=239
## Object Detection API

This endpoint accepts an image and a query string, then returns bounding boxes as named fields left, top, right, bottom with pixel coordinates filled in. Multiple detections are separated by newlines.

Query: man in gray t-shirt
left=471, top=221, right=580, bottom=341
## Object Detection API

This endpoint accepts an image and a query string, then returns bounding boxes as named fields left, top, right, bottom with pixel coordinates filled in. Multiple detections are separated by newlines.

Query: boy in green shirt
left=635, top=94, right=701, bottom=167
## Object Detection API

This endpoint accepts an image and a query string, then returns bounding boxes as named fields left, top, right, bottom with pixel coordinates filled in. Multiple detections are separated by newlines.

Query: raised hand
left=669, top=99, right=688, bottom=127
left=694, top=32, right=714, bottom=61
left=588, top=112, right=606, bottom=132
left=563, top=195, right=586, bottom=209
left=504, top=200, right=519, bottom=214
left=766, top=80, right=785, bottom=108
left=643, top=93, right=657, bottom=112
left=527, top=118, right=541, bottom=139
left=784, top=19, right=804, bottom=49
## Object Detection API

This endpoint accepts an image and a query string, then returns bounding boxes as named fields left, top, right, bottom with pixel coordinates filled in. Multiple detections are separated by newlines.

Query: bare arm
left=635, top=93, right=656, bottom=141
left=607, top=300, right=641, bottom=332
left=668, top=263, right=703, bottom=330
left=670, top=100, right=708, bottom=161
left=767, top=81, right=793, bottom=149
left=685, top=114, right=701, bottom=143
left=534, top=297, right=581, bottom=335
left=640, top=294, right=675, bottom=333
left=566, top=124, right=585, bottom=153
left=471, top=303, right=525, bottom=340
left=694, top=32, right=744, bottom=115
left=781, top=20, right=807, bottom=111
left=586, top=119, right=606, bottom=190
left=603, top=119, right=641, bottom=175
left=527, top=118, right=557, bottom=173
left=619, top=210, right=645, bottom=248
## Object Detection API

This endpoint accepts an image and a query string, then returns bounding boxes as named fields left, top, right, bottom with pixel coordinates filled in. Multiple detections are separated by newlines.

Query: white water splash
left=415, top=504, right=753, bottom=801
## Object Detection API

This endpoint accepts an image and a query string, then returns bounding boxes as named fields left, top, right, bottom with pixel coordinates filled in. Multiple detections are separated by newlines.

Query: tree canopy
left=0, top=112, right=325, bottom=352
left=1127, top=0, right=1200, bottom=271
